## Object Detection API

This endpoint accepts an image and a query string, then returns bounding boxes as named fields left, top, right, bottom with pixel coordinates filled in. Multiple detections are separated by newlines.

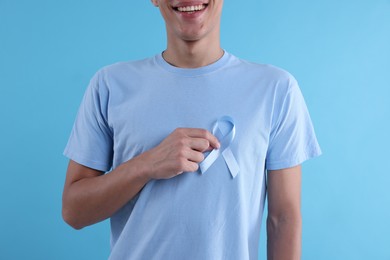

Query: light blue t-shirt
left=64, top=51, right=321, bottom=260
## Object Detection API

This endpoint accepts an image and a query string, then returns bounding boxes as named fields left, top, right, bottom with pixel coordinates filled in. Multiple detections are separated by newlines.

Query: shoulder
left=87, top=56, right=157, bottom=92
left=232, top=55, right=297, bottom=84
left=226, top=53, right=299, bottom=96
left=97, top=56, right=156, bottom=78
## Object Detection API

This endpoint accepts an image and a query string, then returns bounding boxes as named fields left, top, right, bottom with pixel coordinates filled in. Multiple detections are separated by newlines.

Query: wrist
left=131, top=151, right=154, bottom=183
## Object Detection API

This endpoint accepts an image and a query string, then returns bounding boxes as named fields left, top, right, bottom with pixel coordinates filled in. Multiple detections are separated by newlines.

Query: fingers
left=177, top=128, right=220, bottom=149
left=188, top=138, right=211, bottom=152
left=184, top=148, right=205, bottom=163
left=182, top=160, right=199, bottom=173
left=145, top=127, right=220, bottom=180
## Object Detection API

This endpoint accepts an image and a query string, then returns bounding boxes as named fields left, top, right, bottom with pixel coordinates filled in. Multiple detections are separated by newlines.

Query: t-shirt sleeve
left=63, top=71, right=113, bottom=172
left=265, top=77, right=321, bottom=170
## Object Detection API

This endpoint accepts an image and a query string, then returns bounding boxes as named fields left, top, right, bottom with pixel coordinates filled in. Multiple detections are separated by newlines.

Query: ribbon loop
left=199, top=116, right=240, bottom=178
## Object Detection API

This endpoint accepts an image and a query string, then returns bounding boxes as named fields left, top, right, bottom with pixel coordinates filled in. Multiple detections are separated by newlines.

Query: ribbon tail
left=222, top=148, right=240, bottom=178
left=199, top=148, right=221, bottom=174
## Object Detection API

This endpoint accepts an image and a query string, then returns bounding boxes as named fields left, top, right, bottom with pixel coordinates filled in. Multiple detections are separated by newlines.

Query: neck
left=163, top=37, right=223, bottom=69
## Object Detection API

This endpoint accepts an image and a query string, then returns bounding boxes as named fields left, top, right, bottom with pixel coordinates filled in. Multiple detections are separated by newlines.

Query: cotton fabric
left=64, top=51, right=321, bottom=259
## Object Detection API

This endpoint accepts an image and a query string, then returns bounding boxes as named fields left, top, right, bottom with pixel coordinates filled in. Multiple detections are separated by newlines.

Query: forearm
left=62, top=156, right=151, bottom=229
left=267, top=214, right=302, bottom=260
left=62, top=128, right=220, bottom=230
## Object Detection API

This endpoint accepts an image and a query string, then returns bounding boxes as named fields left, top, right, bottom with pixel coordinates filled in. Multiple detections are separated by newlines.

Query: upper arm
left=63, top=72, right=114, bottom=173
left=267, top=165, right=302, bottom=218
left=265, top=77, right=321, bottom=171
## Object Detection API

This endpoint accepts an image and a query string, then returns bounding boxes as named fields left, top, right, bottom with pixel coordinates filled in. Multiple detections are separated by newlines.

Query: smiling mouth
left=173, top=4, right=208, bottom=13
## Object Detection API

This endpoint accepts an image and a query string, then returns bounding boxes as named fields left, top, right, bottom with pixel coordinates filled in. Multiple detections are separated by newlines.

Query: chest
left=107, top=75, right=273, bottom=169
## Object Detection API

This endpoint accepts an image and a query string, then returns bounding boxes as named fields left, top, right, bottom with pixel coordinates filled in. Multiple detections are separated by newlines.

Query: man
left=62, top=0, right=321, bottom=259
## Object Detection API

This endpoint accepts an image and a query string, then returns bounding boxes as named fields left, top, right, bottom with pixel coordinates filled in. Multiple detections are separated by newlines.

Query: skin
left=62, top=1, right=302, bottom=259
left=267, top=166, right=302, bottom=260
left=62, top=128, right=220, bottom=229
left=151, top=0, right=224, bottom=68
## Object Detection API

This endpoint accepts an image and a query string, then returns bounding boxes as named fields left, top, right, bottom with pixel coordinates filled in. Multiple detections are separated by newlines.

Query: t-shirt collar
left=155, top=50, right=231, bottom=77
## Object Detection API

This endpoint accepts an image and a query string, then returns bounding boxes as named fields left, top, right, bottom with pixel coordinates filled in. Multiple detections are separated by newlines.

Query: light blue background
left=0, top=0, right=389, bottom=259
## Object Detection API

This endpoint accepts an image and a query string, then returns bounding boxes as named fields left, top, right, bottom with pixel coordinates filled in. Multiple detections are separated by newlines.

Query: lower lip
left=174, top=6, right=207, bottom=19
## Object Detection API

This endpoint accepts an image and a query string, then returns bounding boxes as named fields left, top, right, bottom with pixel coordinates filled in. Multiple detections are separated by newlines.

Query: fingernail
left=216, top=142, right=221, bottom=149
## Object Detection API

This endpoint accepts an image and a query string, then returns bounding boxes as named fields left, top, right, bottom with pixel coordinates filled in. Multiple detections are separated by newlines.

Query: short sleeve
left=63, top=71, right=113, bottom=172
left=265, top=78, right=321, bottom=170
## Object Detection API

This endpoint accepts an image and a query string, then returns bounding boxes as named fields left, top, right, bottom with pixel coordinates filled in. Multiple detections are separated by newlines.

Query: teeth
left=177, top=4, right=205, bottom=12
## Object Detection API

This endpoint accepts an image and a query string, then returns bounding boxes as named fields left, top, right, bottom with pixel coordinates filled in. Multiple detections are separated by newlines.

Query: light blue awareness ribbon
left=199, top=116, right=240, bottom=178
